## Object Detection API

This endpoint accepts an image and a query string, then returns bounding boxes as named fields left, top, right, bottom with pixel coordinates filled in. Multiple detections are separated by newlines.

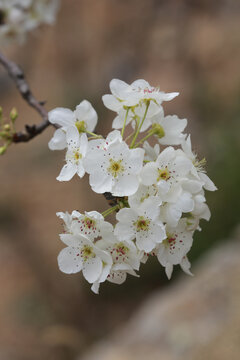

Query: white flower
left=115, top=198, right=166, bottom=252
left=184, top=192, right=211, bottom=231
left=164, top=255, right=193, bottom=280
left=87, top=129, right=122, bottom=152
left=58, top=233, right=112, bottom=284
left=103, top=79, right=179, bottom=111
left=103, top=79, right=179, bottom=133
left=156, top=219, right=193, bottom=278
left=48, top=100, right=98, bottom=150
left=91, top=235, right=141, bottom=294
left=143, top=141, right=160, bottom=161
left=128, top=183, right=161, bottom=209
left=141, top=146, right=193, bottom=202
left=161, top=191, right=194, bottom=227
left=84, top=131, right=144, bottom=196
left=0, top=0, right=60, bottom=46
left=69, top=210, right=113, bottom=241
left=97, top=236, right=141, bottom=271
left=181, top=136, right=217, bottom=191
left=57, top=127, right=88, bottom=181
left=151, top=113, right=187, bottom=145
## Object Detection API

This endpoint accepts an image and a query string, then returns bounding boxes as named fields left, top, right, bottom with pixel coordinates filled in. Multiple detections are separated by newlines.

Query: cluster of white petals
left=49, top=79, right=217, bottom=294
left=0, top=0, right=60, bottom=45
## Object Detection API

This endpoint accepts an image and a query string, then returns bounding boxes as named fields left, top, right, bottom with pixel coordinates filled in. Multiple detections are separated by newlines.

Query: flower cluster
left=49, top=79, right=217, bottom=294
left=0, top=0, right=60, bottom=45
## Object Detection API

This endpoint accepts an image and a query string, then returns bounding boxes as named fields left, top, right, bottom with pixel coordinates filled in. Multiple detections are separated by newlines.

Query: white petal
left=112, top=114, right=123, bottom=129
left=58, top=247, right=83, bottom=274
left=48, top=108, right=74, bottom=128
left=89, top=172, right=113, bottom=193
left=79, top=133, right=88, bottom=156
left=102, top=94, right=122, bottom=112
left=83, top=256, right=103, bottom=283
left=107, top=271, right=127, bottom=284
left=136, top=234, right=156, bottom=252
left=74, top=100, right=98, bottom=132
left=165, top=263, right=173, bottom=279
left=57, top=163, right=77, bottom=182
left=110, top=79, right=129, bottom=97
left=48, top=129, right=67, bottom=150
left=59, top=234, right=85, bottom=247
left=112, top=174, right=139, bottom=197
left=131, top=79, right=150, bottom=89
left=66, top=126, right=80, bottom=147
left=141, top=163, right=158, bottom=186
left=199, top=173, right=217, bottom=191
left=180, top=256, right=193, bottom=276
left=91, top=282, right=100, bottom=294
left=77, top=162, right=85, bottom=178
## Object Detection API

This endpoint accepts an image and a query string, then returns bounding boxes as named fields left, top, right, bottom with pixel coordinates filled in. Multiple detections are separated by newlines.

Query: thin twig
left=0, top=51, right=51, bottom=142
left=0, top=52, right=120, bottom=206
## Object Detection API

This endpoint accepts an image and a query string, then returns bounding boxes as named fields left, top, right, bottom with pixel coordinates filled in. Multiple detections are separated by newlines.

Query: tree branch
left=0, top=52, right=119, bottom=207
left=0, top=51, right=51, bottom=143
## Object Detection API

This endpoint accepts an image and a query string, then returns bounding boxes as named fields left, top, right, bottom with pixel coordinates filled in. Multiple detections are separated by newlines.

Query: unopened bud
left=152, top=123, right=165, bottom=138
left=3, top=124, right=10, bottom=131
left=10, top=107, right=18, bottom=122
left=0, top=145, right=7, bottom=155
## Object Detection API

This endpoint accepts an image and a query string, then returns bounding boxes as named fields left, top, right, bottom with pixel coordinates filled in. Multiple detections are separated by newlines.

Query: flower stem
left=102, top=204, right=119, bottom=218
left=130, top=101, right=150, bottom=148
left=133, top=130, right=155, bottom=148
left=121, top=108, right=130, bottom=138
left=85, top=131, right=102, bottom=138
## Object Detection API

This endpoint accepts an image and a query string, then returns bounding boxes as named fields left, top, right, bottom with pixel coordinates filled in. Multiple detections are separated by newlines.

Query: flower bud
left=10, top=107, right=18, bottom=123
left=0, top=145, right=7, bottom=155
left=151, top=123, right=165, bottom=138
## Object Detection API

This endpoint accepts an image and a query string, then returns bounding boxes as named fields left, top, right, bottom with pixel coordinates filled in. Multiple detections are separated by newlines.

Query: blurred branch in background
left=0, top=51, right=52, bottom=143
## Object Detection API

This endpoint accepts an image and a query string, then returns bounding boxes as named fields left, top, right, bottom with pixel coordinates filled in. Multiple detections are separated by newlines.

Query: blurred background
left=0, top=0, right=240, bottom=359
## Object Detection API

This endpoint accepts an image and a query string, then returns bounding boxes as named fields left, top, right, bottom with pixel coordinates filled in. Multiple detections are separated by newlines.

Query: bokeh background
left=0, top=1, right=240, bottom=359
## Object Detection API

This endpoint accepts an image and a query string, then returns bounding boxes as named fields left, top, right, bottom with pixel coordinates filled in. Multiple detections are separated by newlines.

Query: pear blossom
left=103, top=79, right=179, bottom=133
left=90, top=236, right=141, bottom=293
left=51, top=78, right=217, bottom=293
left=184, top=192, right=211, bottom=231
left=161, top=191, right=194, bottom=227
left=181, top=136, right=217, bottom=191
left=57, top=126, right=88, bottom=181
left=141, top=146, right=193, bottom=202
left=150, top=113, right=187, bottom=145
left=48, top=100, right=98, bottom=150
left=66, top=210, right=114, bottom=241
left=58, top=233, right=112, bottom=284
left=84, top=131, right=144, bottom=196
left=103, top=78, right=179, bottom=112
left=163, top=255, right=193, bottom=280
left=156, top=219, right=193, bottom=278
left=128, top=183, right=161, bottom=209
left=143, top=141, right=160, bottom=161
left=0, top=0, right=60, bottom=46
left=115, top=198, right=166, bottom=252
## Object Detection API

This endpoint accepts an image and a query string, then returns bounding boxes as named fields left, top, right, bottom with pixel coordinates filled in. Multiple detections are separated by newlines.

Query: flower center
left=134, top=216, right=150, bottom=232
left=143, top=87, right=155, bottom=94
left=107, top=159, right=124, bottom=178
left=75, top=120, right=86, bottom=133
left=73, top=150, right=82, bottom=162
left=115, top=242, right=129, bottom=255
left=83, top=217, right=96, bottom=229
left=157, top=167, right=170, bottom=181
left=81, top=245, right=95, bottom=261
left=163, top=234, right=177, bottom=249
